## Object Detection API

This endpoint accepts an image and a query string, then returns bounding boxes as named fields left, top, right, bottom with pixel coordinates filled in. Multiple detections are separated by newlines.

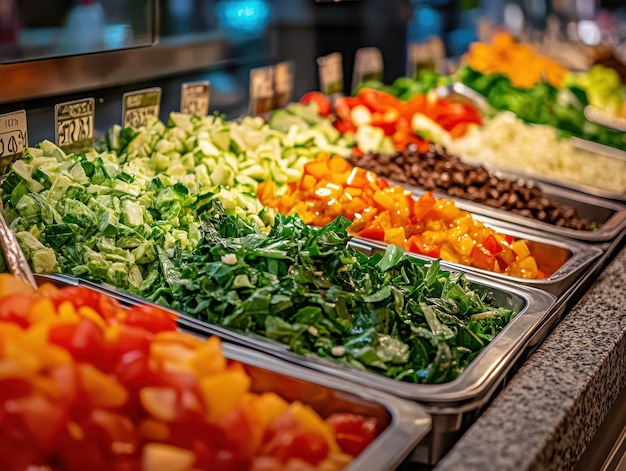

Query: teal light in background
left=216, top=0, right=271, bottom=34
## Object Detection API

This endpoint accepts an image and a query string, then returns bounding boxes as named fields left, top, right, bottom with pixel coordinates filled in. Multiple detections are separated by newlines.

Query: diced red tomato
left=0, top=293, right=37, bottom=328
left=0, top=276, right=378, bottom=470
left=357, top=88, right=402, bottom=113
left=357, top=223, right=385, bottom=241
left=326, top=413, right=377, bottom=456
left=299, top=91, right=332, bottom=117
left=124, top=304, right=178, bottom=334
left=482, top=234, right=503, bottom=255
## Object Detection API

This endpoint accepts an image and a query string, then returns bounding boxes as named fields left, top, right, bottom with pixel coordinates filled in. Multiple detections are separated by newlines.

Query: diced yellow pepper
left=79, top=363, right=127, bottom=408
left=142, top=443, right=195, bottom=471
left=57, top=301, right=80, bottom=323
left=384, top=227, right=406, bottom=247
left=288, top=402, right=340, bottom=453
left=189, top=336, right=226, bottom=376
left=511, top=240, right=531, bottom=259
left=76, top=306, right=107, bottom=330
left=140, top=387, right=178, bottom=422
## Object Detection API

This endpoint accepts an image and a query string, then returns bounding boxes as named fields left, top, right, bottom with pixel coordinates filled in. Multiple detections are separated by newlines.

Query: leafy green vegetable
left=145, top=202, right=515, bottom=385
left=353, top=70, right=450, bottom=101
left=2, top=110, right=350, bottom=288
left=458, top=66, right=626, bottom=151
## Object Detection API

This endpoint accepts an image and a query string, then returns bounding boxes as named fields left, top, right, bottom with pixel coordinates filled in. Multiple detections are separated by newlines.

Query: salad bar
left=1, top=29, right=626, bottom=471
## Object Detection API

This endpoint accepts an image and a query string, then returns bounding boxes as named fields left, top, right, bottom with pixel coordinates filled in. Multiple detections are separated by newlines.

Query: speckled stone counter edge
left=434, top=244, right=626, bottom=471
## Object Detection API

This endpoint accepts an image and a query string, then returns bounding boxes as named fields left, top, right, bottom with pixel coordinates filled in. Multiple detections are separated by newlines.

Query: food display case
left=1, top=1, right=626, bottom=470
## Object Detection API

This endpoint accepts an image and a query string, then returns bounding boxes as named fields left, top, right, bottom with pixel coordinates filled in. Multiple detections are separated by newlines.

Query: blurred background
left=2, top=0, right=626, bottom=140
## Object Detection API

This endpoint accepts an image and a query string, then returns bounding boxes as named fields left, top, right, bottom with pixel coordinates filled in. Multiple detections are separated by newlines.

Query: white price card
left=317, top=52, right=344, bottom=96
left=352, top=47, right=384, bottom=92
left=407, top=38, right=446, bottom=77
left=181, top=81, right=211, bottom=116
left=249, top=66, right=275, bottom=115
left=0, top=110, right=27, bottom=174
left=55, top=98, right=95, bottom=154
left=122, top=88, right=162, bottom=130
left=478, top=18, right=494, bottom=43
left=429, top=36, right=447, bottom=74
left=274, top=61, right=295, bottom=110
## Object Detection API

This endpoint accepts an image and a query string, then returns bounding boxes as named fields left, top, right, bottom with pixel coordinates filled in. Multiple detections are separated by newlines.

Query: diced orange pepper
left=78, top=363, right=128, bottom=408
left=142, top=443, right=195, bottom=471
left=199, top=368, right=251, bottom=422
left=261, top=153, right=543, bottom=279
left=287, top=402, right=340, bottom=453
left=190, top=336, right=226, bottom=376
left=372, top=190, right=397, bottom=212
left=140, top=387, right=178, bottom=422
left=328, top=155, right=351, bottom=174
left=0, top=273, right=34, bottom=297
left=304, top=159, right=331, bottom=180
left=384, top=227, right=406, bottom=247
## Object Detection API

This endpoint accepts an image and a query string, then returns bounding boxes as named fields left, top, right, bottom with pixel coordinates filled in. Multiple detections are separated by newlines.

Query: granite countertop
left=435, top=243, right=626, bottom=471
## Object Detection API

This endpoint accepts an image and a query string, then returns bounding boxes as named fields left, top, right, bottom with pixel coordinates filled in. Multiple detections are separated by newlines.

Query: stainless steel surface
left=435, top=83, right=496, bottom=117
left=34, top=274, right=431, bottom=471
left=570, top=136, right=626, bottom=163
left=0, top=200, right=37, bottom=288
left=584, top=105, right=626, bottom=133
left=350, top=219, right=603, bottom=296
left=0, top=34, right=230, bottom=105
left=398, top=180, right=626, bottom=243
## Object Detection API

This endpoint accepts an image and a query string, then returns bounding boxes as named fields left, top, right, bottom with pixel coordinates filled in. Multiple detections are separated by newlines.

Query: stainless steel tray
left=349, top=219, right=603, bottom=296
left=33, top=274, right=431, bottom=471
left=395, top=179, right=626, bottom=243
left=37, top=268, right=556, bottom=465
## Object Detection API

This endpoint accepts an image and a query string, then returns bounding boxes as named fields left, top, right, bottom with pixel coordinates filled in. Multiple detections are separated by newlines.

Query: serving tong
left=0, top=199, right=37, bottom=289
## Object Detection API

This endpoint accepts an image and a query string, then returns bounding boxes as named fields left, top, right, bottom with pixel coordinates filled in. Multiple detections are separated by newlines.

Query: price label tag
left=478, top=18, right=494, bottom=42
left=55, top=98, right=95, bottom=154
left=408, top=37, right=446, bottom=77
left=181, top=81, right=211, bottom=116
left=429, top=36, right=447, bottom=74
left=122, top=88, right=162, bottom=129
left=352, top=47, right=384, bottom=92
left=273, top=61, right=295, bottom=110
left=249, top=66, right=275, bottom=115
left=0, top=110, right=27, bottom=175
left=317, top=52, right=344, bottom=96
left=407, top=42, right=435, bottom=78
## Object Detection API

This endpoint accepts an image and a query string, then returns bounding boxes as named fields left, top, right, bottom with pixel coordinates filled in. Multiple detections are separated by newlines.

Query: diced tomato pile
left=306, top=88, right=482, bottom=153
left=258, top=154, right=545, bottom=279
left=0, top=275, right=377, bottom=471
